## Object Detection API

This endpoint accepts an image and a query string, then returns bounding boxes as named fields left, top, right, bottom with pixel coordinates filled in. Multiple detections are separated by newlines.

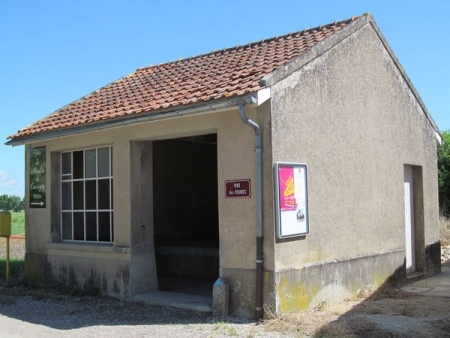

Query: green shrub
left=438, top=131, right=450, bottom=217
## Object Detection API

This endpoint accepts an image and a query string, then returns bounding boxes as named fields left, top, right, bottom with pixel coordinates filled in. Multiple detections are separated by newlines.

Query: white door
left=404, top=166, right=415, bottom=275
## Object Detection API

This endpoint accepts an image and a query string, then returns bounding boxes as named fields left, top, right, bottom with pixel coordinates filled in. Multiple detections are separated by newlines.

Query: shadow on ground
left=0, top=284, right=215, bottom=330
left=314, top=260, right=450, bottom=337
left=0, top=259, right=24, bottom=280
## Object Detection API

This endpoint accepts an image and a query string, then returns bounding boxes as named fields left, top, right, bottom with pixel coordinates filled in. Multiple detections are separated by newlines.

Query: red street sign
left=225, top=179, right=251, bottom=198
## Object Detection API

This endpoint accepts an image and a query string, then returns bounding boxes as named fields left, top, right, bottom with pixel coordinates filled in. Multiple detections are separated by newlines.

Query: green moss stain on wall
left=277, top=275, right=320, bottom=311
left=276, top=271, right=393, bottom=312
left=371, top=273, right=390, bottom=289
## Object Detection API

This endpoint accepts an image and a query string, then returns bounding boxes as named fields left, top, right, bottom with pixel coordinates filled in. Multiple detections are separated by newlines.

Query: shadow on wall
left=314, top=241, right=443, bottom=337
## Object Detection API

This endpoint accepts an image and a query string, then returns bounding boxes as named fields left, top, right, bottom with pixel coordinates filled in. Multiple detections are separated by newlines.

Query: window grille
left=61, top=146, right=113, bottom=242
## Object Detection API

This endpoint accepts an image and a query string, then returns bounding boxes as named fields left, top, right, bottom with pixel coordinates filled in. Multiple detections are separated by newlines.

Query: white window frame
left=61, top=146, right=113, bottom=243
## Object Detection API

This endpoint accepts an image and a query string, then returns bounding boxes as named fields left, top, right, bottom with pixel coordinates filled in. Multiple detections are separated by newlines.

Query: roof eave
left=6, top=93, right=260, bottom=147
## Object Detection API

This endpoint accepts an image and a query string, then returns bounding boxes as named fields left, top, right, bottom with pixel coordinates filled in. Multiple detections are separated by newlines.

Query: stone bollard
left=212, top=278, right=229, bottom=318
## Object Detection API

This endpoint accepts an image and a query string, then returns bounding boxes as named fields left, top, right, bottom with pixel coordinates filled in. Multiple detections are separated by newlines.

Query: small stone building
left=7, top=14, right=442, bottom=318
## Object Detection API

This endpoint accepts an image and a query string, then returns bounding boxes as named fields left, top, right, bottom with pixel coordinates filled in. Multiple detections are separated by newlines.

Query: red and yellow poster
left=279, top=167, right=296, bottom=211
left=275, top=163, right=309, bottom=238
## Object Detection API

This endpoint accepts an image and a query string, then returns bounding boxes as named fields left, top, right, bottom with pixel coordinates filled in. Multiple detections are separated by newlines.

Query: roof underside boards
left=8, top=16, right=359, bottom=144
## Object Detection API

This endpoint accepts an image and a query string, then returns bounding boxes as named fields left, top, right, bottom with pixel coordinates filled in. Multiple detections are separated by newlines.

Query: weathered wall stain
left=275, top=250, right=405, bottom=312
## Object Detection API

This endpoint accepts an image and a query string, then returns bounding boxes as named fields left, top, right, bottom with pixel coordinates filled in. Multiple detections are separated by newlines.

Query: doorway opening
left=153, top=134, right=219, bottom=296
left=404, top=165, right=425, bottom=277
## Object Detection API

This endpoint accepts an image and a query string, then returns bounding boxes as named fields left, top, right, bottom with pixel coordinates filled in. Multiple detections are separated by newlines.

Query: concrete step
left=132, top=290, right=213, bottom=312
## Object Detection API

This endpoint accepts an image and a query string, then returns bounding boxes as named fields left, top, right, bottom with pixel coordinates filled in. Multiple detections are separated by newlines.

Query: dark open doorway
left=153, top=134, right=219, bottom=296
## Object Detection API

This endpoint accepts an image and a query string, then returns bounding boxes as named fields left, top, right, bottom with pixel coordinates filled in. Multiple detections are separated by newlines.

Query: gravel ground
left=0, top=238, right=289, bottom=337
left=0, top=287, right=289, bottom=338
left=1, top=237, right=450, bottom=337
left=0, top=237, right=25, bottom=260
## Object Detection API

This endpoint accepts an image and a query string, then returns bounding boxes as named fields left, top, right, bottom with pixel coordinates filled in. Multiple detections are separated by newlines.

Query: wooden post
left=6, top=236, right=10, bottom=286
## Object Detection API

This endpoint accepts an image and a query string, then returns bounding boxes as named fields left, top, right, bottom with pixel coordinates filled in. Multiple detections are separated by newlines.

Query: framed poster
left=274, top=162, right=309, bottom=239
left=29, top=146, right=46, bottom=208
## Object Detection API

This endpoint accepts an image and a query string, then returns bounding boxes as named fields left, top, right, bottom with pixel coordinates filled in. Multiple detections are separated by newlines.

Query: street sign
left=29, top=146, right=46, bottom=209
left=225, top=179, right=251, bottom=198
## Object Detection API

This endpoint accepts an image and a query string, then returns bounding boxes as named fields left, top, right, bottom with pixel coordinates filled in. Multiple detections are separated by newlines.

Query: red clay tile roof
left=9, top=16, right=360, bottom=142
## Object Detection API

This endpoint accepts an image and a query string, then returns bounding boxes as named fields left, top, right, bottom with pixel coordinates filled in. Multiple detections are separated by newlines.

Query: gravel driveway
left=0, top=286, right=289, bottom=338
left=0, top=238, right=288, bottom=337
left=2, top=238, right=450, bottom=337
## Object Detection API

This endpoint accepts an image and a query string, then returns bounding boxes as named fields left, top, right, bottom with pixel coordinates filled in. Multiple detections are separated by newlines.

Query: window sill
left=47, top=241, right=130, bottom=254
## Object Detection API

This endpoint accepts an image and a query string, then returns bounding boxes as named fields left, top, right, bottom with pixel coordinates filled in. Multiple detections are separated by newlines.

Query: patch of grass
left=212, top=321, right=239, bottom=336
left=370, top=285, right=412, bottom=301
left=246, top=330, right=255, bottom=338
left=441, top=216, right=450, bottom=229
left=227, top=325, right=238, bottom=336
left=352, top=289, right=371, bottom=301
left=314, top=318, right=377, bottom=338
left=11, top=211, right=25, bottom=235
left=314, top=301, right=327, bottom=312
left=212, top=321, right=223, bottom=331
left=263, top=303, right=276, bottom=320
left=366, top=307, right=383, bottom=315
left=314, top=321, right=353, bottom=338
left=440, top=217, right=450, bottom=246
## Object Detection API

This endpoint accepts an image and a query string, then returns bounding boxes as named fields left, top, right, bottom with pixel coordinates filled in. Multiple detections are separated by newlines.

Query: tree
left=10, top=195, right=23, bottom=212
left=438, top=130, right=450, bottom=217
left=0, top=194, right=24, bottom=212
left=0, top=194, right=9, bottom=211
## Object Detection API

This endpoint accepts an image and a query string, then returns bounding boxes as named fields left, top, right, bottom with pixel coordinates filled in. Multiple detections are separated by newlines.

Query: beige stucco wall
left=24, top=105, right=271, bottom=317
left=269, top=22, right=439, bottom=311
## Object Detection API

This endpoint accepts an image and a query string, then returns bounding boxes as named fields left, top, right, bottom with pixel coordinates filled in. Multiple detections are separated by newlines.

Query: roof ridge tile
left=9, top=14, right=364, bottom=141
left=139, top=16, right=360, bottom=71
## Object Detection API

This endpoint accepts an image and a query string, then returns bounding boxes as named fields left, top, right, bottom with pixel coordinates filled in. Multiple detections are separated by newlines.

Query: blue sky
left=1, top=0, right=449, bottom=197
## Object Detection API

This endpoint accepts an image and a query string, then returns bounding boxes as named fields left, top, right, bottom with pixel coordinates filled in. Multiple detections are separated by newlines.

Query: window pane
left=111, top=149, right=113, bottom=176
left=73, top=181, right=84, bottom=210
left=86, top=212, right=97, bottom=241
left=98, top=179, right=110, bottom=209
left=111, top=212, right=114, bottom=242
left=85, top=149, right=96, bottom=178
left=85, top=180, right=97, bottom=210
left=98, top=212, right=110, bottom=242
left=98, top=147, right=110, bottom=177
left=61, top=147, right=113, bottom=243
left=62, top=182, right=72, bottom=210
left=74, top=212, right=84, bottom=240
left=111, top=178, right=113, bottom=208
left=62, top=212, right=72, bottom=240
left=62, top=153, right=71, bottom=175
left=73, top=151, right=84, bottom=179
